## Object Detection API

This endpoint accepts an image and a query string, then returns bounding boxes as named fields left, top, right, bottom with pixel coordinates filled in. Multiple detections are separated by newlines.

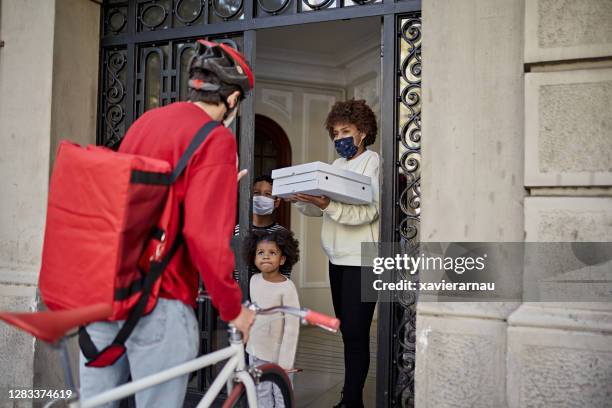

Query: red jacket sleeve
left=182, top=127, right=242, bottom=322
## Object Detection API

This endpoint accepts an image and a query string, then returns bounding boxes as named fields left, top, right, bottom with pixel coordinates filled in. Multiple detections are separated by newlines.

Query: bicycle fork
left=226, top=326, right=258, bottom=408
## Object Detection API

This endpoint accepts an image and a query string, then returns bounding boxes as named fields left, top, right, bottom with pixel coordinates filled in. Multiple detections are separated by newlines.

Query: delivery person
left=79, top=40, right=255, bottom=407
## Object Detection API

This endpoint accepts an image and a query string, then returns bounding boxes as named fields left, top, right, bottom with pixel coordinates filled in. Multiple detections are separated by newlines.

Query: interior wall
left=345, top=47, right=381, bottom=154
left=255, top=80, right=344, bottom=316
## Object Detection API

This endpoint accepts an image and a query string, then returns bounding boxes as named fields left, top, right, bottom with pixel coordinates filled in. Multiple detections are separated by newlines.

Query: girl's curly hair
left=324, top=99, right=378, bottom=146
left=243, top=229, right=300, bottom=270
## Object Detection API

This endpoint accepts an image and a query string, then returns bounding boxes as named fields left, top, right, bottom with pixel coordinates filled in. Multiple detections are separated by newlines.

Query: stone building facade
left=417, top=0, right=612, bottom=407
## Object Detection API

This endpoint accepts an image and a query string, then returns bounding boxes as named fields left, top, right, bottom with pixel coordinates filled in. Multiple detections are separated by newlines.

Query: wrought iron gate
left=98, top=1, right=420, bottom=406
left=378, top=14, right=421, bottom=406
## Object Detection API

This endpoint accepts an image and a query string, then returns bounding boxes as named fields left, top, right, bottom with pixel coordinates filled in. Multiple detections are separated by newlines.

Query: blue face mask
left=334, top=136, right=359, bottom=159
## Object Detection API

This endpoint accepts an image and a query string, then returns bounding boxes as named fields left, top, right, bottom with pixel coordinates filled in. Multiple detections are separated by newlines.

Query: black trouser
left=329, top=262, right=377, bottom=407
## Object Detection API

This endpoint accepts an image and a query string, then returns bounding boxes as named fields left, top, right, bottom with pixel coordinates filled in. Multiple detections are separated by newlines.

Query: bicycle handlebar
left=303, top=309, right=340, bottom=332
left=248, top=303, right=340, bottom=333
left=197, top=294, right=341, bottom=333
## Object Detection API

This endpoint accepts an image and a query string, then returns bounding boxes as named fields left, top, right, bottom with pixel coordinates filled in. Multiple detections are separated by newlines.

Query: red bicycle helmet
left=188, top=39, right=254, bottom=96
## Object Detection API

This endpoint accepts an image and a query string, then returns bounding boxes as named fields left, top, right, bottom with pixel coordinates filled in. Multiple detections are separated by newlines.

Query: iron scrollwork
left=136, top=0, right=208, bottom=30
left=393, top=14, right=421, bottom=408
left=103, top=0, right=390, bottom=31
left=257, top=0, right=292, bottom=15
left=175, top=0, right=205, bottom=25
left=139, top=2, right=170, bottom=30
left=212, top=0, right=244, bottom=20
left=101, top=50, right=127, bottom=148
left=105, top=6, right=128, bottom=35
left=351, top=0, right=377, bottom=5
left=302, top=0, right=335, bottom=11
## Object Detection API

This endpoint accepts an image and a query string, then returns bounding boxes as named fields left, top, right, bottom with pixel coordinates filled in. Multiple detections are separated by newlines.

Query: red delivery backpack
left=38, top=121, right=220, bottom=367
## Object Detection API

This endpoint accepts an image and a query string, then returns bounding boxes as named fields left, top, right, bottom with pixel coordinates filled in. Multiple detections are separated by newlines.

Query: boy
left=234, top=175, right=291, bottom=280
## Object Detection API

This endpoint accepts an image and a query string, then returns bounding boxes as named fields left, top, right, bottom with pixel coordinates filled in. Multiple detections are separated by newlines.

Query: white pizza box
left=271, top=161, right=372, bottom=205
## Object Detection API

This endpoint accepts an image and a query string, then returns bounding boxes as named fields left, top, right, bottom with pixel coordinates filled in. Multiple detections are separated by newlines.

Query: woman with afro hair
left=289, top=99, right=379, bottom=408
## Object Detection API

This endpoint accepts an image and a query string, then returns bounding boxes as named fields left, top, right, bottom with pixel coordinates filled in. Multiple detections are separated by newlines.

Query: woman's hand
left=291, top=193, right=330, bottom=210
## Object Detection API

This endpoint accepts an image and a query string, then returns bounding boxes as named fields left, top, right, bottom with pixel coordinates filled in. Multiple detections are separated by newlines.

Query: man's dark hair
left=325, top=99, right=378, bottom=147
left=188, top=68, right=242, bottom=105
left=244, top=229, right=300, bottom=270
left=253, top=175, right=273, bottom=186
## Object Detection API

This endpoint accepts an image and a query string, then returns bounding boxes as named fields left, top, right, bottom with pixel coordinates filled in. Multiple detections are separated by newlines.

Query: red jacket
left=119, top=102, right=243, bottom=321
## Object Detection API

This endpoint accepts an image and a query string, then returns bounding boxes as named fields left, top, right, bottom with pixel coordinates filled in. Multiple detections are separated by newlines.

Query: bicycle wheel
left=223, top=363, right=294, bottom=408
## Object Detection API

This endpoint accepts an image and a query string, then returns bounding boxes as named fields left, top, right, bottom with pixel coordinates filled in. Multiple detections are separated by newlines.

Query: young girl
left=290, top=99, right=379, bottom=408
left=244, top=229, right=300, bottom=407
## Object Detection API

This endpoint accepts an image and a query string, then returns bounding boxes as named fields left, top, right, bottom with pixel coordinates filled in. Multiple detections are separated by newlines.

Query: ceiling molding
left=345, top=47, right=380, bottom=83
left=255, top=26, right=380, bottom=87
left=257, top=30, right=379, bottom=69
left=334, top=31, right=380, bottom=66
left=256, top=57, right=348, bottom=86
left=257, top=46, right=340, bottom=68
left=258, top=78, right=346, bottom=94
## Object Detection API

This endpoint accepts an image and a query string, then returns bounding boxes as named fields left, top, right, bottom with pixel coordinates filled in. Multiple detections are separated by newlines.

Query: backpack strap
left=79, top=120, right=221, bottom=368
left=79, top=234, right=183, bottom=367
left=170, top=120, right=221, bottom=183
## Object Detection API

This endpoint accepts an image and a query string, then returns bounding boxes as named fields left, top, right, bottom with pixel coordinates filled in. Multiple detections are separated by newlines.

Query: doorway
left=96, top=0, right=421, bottom=404
left=254, top=114, right=292, bottom=229
left=255, top=17, right=380, bottom=407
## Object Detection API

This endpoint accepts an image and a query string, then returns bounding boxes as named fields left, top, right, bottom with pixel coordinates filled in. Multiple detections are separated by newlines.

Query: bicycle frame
left=75, top=327, right=257, bottom=408
left=24, top=303, right=339, bottom=408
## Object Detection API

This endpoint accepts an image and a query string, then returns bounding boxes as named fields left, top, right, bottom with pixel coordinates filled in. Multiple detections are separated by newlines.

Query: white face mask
left=253, top=195, right=275, bottom=215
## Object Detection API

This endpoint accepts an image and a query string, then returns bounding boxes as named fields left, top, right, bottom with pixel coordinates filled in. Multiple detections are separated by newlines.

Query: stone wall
left=0, top=0, right=100, bottom=402
left=417, top=0, right=525, bottom=406
left=0, top=1, right=57, bottom=401
left=418, top=0, right=612, bottom=406
left=510, top=0, right=612, bottom=406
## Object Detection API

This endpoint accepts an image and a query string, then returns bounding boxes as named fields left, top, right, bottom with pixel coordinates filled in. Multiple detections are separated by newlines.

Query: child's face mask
left=253, top=195, right=275, bottom=215
left=334, top=136, right=361, bottom=159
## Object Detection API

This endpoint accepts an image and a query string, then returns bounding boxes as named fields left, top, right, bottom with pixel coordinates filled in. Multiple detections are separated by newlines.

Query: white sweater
left=295, top=149, right=380, bottom=266
left=246, top=273, right=300, bottom=369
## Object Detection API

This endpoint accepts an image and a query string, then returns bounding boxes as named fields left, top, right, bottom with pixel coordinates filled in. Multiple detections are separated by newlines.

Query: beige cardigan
left=295, top=149, right=380, bottom=266
left=246, top=273, right=300, bottom=369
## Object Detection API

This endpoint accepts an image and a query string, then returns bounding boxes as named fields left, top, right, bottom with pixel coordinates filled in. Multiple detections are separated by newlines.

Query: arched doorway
left=254, top=114, right=291, bottom=229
